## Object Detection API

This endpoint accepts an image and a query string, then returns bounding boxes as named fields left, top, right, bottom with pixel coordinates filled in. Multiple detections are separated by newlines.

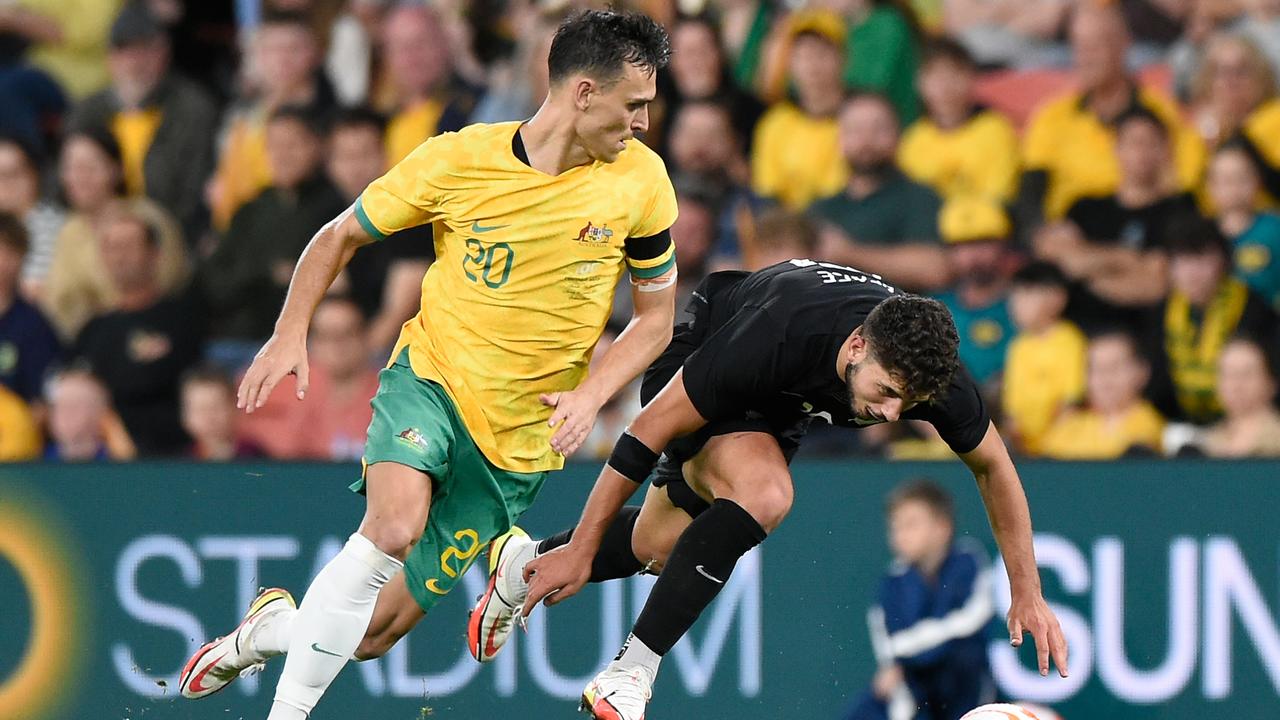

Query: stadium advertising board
left=1, top=460, right=1278, bottom=719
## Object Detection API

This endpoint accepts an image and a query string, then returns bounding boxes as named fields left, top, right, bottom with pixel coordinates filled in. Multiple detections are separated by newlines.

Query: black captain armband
left=607, top=432, right=660, bottom=483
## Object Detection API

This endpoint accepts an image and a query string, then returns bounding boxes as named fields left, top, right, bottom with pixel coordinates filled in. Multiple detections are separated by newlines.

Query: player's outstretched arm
left=237, top=205, right=375, bottom=413
left=522, top=369, right=705, bottom=616
left=542, top=270, right=677, bottom=456
left=959, top=421, right=1069, bottom=679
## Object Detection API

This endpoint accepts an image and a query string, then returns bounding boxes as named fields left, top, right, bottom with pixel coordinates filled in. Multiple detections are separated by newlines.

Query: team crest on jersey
left=396, top=427, right=429, bottom=453
left=574, top=221, right=614, bottom=244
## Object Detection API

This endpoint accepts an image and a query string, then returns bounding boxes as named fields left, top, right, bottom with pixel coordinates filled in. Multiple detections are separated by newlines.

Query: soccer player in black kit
left=466, top=259, right=1070, bottom=720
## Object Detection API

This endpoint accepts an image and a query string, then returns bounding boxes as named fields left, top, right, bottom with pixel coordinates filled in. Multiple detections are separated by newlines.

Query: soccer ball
left=961, top=703, right=1059, bottom=720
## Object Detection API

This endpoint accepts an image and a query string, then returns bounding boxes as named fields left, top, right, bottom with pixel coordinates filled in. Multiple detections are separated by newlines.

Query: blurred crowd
left=0, top=0, right=1278, bottom=462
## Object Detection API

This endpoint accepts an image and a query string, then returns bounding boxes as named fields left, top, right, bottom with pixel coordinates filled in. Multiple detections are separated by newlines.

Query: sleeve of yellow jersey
left=624, top=163, right=679, bottom=281
left=354, top=134, right=449, bottom=241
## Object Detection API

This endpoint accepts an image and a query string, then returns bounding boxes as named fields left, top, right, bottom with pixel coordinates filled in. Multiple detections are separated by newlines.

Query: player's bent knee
left=358, top=522, right=422, bottom=560
left=354, top=632, right=395, bottom=661
left=732, top=478, right=793, bottom=532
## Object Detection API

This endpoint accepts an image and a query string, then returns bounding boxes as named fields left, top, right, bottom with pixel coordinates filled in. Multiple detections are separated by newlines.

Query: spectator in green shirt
left=1209, top=141, right=1280, bottom=310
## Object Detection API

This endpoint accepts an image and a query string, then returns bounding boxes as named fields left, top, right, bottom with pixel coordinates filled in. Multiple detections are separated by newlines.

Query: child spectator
left=1041, top=331, right=1165, bottom=459
left=44, top=366, right=133, bottom=462
left=1199, top=336, right=1280, bottom=457
left=1208, top=142, right=1280, bottom=308
left=0, top=212, right=60, bottom=403
left=1145, top=218, right=1278, bottom=424
left=898, top=38, right=1020, bottom=203
left=180, top=365, right=264, bottom=461
left=1002, top=261, right=1087, bottom=455
left=846, top=479, right=995, bottom=720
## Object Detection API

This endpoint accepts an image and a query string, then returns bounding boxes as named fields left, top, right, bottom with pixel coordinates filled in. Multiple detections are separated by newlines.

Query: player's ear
left=574, top=77, right=595, bottom=111
left=848, top=328, right=868, bottom=362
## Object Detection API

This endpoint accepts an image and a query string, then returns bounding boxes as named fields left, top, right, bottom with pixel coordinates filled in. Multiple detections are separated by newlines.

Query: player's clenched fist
left=237, top=332, right=310, bottom=413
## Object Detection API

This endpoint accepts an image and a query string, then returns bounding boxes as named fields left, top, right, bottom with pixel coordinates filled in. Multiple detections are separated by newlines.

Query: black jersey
left=658, top=260, right=990, bottom=455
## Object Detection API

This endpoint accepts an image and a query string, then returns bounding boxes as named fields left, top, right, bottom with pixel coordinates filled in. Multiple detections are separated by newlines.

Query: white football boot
left=467, top=526, right=538, bottom=662
left=580, top=663, right=656, bottom=720
left=179, top=587, right=295, bottom=699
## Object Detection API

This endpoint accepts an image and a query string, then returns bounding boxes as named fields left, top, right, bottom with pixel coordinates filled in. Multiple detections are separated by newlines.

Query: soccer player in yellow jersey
left=178, top=11, right=679, bottom=719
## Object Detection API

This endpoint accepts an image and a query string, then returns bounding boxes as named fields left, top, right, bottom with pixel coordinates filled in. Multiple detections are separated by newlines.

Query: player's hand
left=540, top=387, right=603, bottom=456
left=237, top=332, right=309, bottom=414
left=1008, top=591, right=1069, bottom=678
left=519, top=542, right=593, bottom=620
left=872, top=665, right=903, bottom=699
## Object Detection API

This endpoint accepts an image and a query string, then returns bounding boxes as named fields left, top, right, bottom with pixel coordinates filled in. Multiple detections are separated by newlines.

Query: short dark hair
left=1012, top=260, right=1069, bottom=290
left=260, top=8, right=313, bottom=33
left=270, top=105, right=325, bottom=137
left=1088, top=329, right=1143, bottom=363
left=0, top=211, right=29, bottom=256
left=181, top=363, right=235, bottom=396
left=842, top=90, right=899, bottom=125
left=753, top=209, right=818, bottom=254
left=921, top=37, right=976, bottom=71
left=887, top=478, right=955, bottom=523
left=862, top=295, right=960, bottom=401
left=1115, top=105, right=1169, bottom=140
left=328, top=106, right=387, bottom=137
left=1165, top=213, right=1229, bottom=259
left=547, top=10, right=671, bottom=84
left=0, top=132, right=41, bottom=171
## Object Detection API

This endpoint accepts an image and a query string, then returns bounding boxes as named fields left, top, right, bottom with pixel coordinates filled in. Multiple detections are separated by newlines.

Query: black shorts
left=641, top=274, right=810, bottom=518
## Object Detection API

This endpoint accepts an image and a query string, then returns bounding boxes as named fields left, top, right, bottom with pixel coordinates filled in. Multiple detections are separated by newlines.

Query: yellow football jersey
left=898, top=109, right=1021, bottom=202
left=1023, top=87, right=1206, bottom=219
left=356, top=121, right=678, bottom=472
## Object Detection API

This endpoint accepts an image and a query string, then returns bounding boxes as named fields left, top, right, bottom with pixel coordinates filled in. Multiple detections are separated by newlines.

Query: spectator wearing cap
left=73, top=206, right=204, bottom=456
left=898, top=39, right=1020, bottom=203
left=1018, top=3, right=1205, bottom=229
left=68, top=1, right=218, bottom=239
left=1001, top=261, right=1086, bottom=455
left=1038, top=108, right=1200, bottom=334
left=932, top=196, right=1017, bottom=389
left=324, top=108, right=432, bottom=354
left=751, top=10, right=848, bottom=212
left=16, top=0, right=119, bottom=99
left=208, top=9, right=335, bottom=230
left=0, top=134, right=63, bottom=297
left=0, top=35, right=66, bottom=155
left=200, top=107, right=345, bottom=350
left=810, top=92, right=948, bottom=291
left=0, top=211, right=59, bottom=403
left=380, top=3, right=475, bottom=166
left=1143, top=217, right=1279, bottom=425
left=1209, top=142, right=1280, bottom=309
left=42, top=128, right=187, bottom=341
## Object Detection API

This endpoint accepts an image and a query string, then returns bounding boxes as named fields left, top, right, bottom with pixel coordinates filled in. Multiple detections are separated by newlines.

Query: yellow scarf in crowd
left=1165, top=277, right=1249, bottom=421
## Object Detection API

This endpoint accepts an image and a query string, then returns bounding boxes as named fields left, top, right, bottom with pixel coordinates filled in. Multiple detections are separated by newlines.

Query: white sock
left=267, top=533, right=402, bottom=720
left=250, top=607, right=296, bottom=657
left=611, top=633, right=662, bottom=675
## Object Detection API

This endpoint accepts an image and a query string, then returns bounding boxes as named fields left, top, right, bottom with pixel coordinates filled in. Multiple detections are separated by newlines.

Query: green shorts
left=353, top=350, right=547, bottom=612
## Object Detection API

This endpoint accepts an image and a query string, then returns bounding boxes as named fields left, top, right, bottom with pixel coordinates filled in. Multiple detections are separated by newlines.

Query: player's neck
left=522, top=103, right=594, bottom=175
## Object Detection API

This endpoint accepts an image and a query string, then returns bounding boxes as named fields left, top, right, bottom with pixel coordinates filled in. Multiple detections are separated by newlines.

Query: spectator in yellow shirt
left=0, top=383, right=40, bottom=461
left=1187, top=33, right=1280, bottom=206
left=1199, top=335, right=1280, bottom=457
left=898, top=38, right=1020, bottom=203
left=1040, top=331, right=1165, bottom=459
left=208, top=10, right=334, bottom=230
left=1018, top=3, right=1205, bottom=228
left=380, top=4, right=475, bottom=167
left=1001, top=261, right=1086, bottom=455
left=751, top=10, right=848, bottom=211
